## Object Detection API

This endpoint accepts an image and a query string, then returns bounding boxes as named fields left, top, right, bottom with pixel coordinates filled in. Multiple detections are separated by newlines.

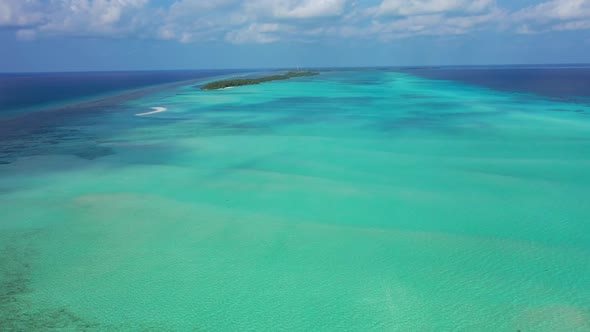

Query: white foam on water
left=136, top=107, right=168, bottom=116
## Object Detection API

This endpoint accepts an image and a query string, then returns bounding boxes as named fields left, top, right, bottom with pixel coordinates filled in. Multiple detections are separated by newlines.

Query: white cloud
left=516, top=24, right=537, bottom=34
left=0, top=0, right=45, bottom=27
left=370, top=0, right=493, bottom=16
left=156, top=0, right=246, bottom=43
left=226, top=23, right=286, bottom=43
left=15, top=28, right=37, bottom=41
left=0, top=0, right=588, bottom=45
left=40, top=0, right=151, bottom=37
left=513, top=0, right=590, bottom=33
left=243, top=0, right=347, bottom=19
left=354, top=0, right=503, bottom=40
left=350, top=9, right=503, bottom=40
left=514, top=0, right=590, bottom=21
left=0, top=0, right=154, bottom=38
left=155, top=0, right=348, bottom=44
left=168, top=0, right=238, bottom=14
left=553, top=19, right=590, bottom=30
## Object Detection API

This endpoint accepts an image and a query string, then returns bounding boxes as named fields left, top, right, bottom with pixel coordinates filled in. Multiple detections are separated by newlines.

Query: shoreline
left=200, top=71, right=319, bottom=90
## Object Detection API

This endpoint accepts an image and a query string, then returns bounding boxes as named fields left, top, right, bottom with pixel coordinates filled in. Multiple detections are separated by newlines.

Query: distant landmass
left=200, top=71, right=319, bottom=90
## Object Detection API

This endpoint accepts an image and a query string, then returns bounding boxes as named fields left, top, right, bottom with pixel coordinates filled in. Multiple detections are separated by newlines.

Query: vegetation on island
left=200, top=71, right=319, bottom=90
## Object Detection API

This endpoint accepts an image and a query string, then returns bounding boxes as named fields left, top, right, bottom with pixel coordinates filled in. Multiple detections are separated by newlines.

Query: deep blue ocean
left=400, top=65, right=590, bottom=101
left=0, top=70, right=245, bottom=115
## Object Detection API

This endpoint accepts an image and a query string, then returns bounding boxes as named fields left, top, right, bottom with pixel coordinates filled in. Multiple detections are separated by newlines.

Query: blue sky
left=1, top=0, right=589, bottom=72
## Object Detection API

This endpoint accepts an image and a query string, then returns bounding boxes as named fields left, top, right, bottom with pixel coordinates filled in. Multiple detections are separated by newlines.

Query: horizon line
left=2, top=63, right=590, bottom=75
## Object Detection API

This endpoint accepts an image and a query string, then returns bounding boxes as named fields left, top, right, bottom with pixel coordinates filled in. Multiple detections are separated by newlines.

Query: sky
left=0, top=0, right=589, bottom=72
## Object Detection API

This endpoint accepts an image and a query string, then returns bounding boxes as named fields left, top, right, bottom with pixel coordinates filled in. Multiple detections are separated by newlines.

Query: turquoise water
left=1, top=70, right=590, bottom=330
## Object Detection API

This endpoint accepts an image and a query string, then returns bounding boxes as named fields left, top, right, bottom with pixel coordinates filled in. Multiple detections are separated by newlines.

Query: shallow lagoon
left=1, top=70, right=590, bottom=330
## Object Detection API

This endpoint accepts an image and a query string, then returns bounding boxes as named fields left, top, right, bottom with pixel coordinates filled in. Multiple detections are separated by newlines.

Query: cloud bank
left=0, top=0, right=589, bottom=43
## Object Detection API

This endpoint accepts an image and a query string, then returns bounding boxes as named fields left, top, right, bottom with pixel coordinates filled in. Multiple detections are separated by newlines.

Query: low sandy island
left=200, top=71, right=319, bottom=90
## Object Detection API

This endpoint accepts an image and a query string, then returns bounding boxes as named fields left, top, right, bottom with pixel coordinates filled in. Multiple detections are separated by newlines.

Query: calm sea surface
left=0, top=70, right=244, bottom=115
left=1, top=67, right=589, bottom=330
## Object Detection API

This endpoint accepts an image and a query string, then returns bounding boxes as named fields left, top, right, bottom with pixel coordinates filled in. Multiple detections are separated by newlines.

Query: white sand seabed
left=136, top=107, right=168, bottom=116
